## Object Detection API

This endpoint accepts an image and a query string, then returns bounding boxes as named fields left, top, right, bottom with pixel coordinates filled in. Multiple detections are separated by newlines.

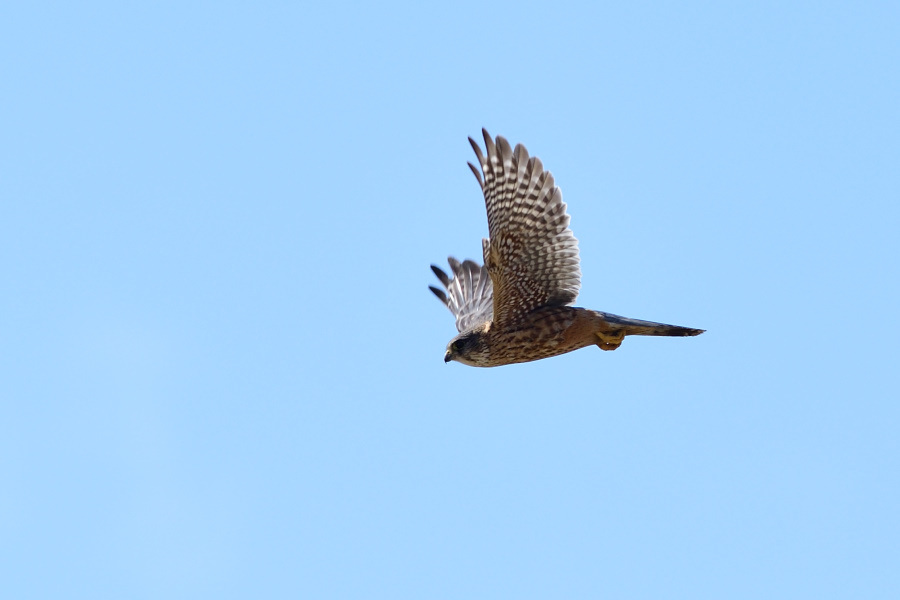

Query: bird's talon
left=595, top=331, right=625, bottom=351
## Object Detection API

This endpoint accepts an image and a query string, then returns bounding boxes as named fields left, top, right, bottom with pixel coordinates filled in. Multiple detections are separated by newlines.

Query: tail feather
left=599, top=311, right=705, bottom=337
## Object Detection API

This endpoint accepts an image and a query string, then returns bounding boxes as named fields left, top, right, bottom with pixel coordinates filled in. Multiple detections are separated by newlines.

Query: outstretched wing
left=468, top=129, right=581, bottom=327
left=429, top=257, right=493, bottom=333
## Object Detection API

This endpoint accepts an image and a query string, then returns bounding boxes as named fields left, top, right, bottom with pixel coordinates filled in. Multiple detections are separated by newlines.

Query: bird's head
left=444, top=327, right=491, bottom=367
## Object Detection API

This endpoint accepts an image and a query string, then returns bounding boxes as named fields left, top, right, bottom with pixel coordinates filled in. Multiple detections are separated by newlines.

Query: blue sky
left=2, top=1, right=899, bottom=598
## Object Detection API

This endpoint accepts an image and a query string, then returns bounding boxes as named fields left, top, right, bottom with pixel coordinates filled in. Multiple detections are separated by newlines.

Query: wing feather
left=428, top=257, right=493, bottom=332
left=468, top=129, right=581, bottom=326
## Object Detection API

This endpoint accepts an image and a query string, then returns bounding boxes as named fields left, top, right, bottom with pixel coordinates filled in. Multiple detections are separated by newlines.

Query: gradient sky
left=2, top=2, right=899, bottom=598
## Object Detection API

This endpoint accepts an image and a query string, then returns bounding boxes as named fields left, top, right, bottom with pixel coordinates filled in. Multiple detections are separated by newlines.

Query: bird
left=429, top=129, right=704, bottom=367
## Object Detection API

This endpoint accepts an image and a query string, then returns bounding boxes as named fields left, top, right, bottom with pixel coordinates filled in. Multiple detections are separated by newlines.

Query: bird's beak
left=444, top=350, right=452, bottom=363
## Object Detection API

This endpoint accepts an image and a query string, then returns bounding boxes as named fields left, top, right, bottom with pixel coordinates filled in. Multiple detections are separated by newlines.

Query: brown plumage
left=430, top=130, right=704, bottom=367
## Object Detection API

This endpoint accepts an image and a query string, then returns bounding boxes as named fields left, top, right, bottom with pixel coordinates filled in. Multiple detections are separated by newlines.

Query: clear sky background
left=2, top=2, right=899, bottom=598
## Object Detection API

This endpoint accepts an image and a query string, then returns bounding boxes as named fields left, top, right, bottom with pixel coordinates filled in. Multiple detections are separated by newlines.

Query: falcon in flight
left=429, top=129, right=704, bottom=367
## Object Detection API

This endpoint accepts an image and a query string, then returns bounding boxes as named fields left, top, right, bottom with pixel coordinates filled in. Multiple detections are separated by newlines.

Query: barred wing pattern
left=468, top=129, right=581, bottom=327
left=429, top=257, right=493, bottom=333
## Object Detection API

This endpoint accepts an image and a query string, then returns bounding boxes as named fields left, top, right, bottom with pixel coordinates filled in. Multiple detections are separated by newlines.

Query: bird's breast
left=485, top=306, right=597, bottom=365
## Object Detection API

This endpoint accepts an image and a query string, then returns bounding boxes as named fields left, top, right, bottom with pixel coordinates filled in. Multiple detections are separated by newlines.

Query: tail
left=600, top=311, right=705, bottom=337
left=592, top=310, right=704, bottom=351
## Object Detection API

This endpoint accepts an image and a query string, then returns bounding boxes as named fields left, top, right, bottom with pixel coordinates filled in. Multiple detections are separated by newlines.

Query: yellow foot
left=595, top=330, right=625, bottom=351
